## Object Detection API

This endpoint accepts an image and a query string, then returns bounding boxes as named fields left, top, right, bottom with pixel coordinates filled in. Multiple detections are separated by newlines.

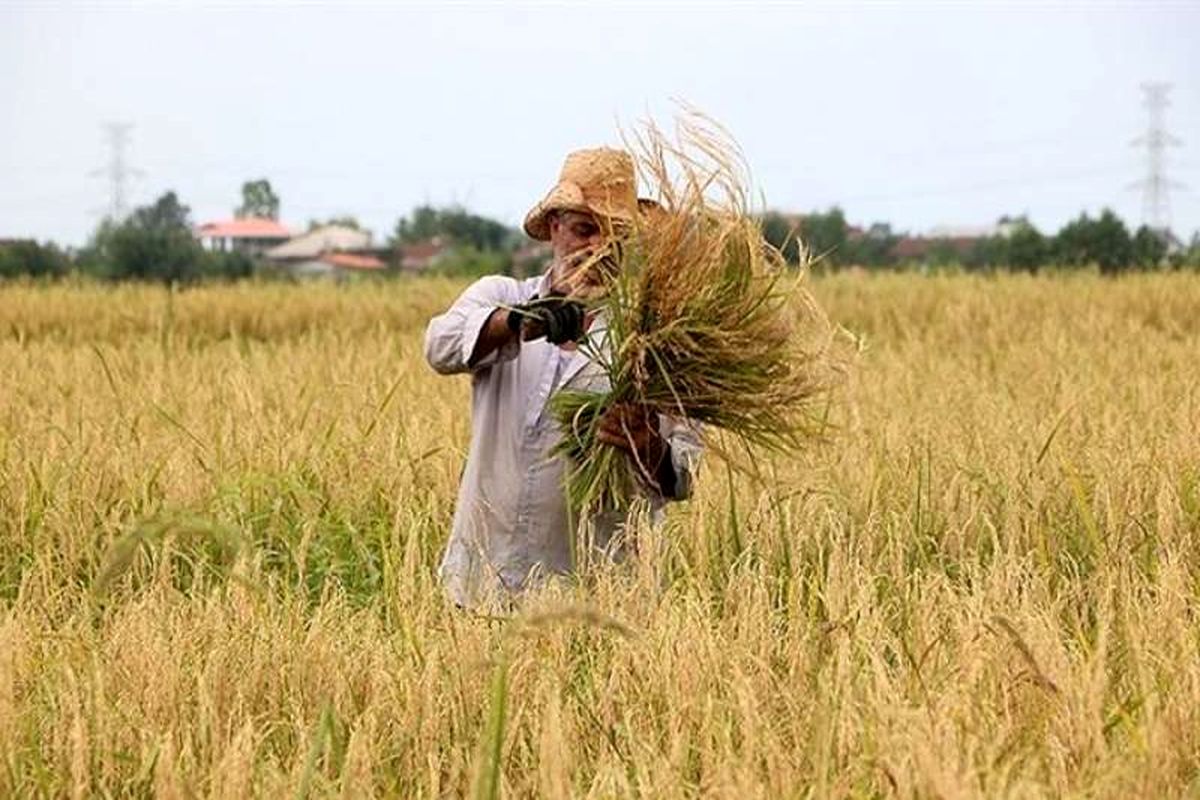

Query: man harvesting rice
left=424, top=147, right=703, bottom=609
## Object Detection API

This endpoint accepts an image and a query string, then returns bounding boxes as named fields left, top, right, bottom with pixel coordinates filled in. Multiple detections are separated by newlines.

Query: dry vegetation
left=1, top=273, right=1198, bottom=798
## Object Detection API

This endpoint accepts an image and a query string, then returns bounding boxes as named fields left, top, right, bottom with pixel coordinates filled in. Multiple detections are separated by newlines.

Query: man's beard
left=546, top=242, right=622, bottom=300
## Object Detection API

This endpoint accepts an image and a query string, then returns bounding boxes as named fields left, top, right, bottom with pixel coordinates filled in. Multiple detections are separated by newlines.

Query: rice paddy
left=1, top=271, right=1198, bottom=797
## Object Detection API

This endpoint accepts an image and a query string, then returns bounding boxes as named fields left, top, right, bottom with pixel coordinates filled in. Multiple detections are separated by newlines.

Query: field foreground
left=1, top=273, right=1198, bottom=797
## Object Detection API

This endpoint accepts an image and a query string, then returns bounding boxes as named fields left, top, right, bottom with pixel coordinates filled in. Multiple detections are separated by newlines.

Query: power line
left=1130, top=82, right=1184, bottom=235
left=89, top=122, right=143, bottom=222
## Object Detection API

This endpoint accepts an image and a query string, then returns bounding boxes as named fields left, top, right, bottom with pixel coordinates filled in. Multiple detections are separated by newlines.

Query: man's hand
left=597, top=402, right=672, bottom=491
left=549, top=241, right=623, bottom=300
left=507, top=294, right=586, bottom=344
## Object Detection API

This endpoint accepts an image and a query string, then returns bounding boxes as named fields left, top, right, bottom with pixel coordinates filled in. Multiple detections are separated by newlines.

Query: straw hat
left=523, top=147, right=642, bottom=241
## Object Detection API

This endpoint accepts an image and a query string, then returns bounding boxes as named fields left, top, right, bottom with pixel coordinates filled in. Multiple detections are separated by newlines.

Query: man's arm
left=597, top=405, right=702, bottom=501
left=658, top=415, right=703, bottom=501
left=468, top=308, right=519, bottom=367
left=424, top=276, right=522, bottom=375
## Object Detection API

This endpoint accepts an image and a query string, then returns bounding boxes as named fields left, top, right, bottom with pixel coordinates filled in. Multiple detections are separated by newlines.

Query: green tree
left=1006, top=221, right=1048, bottom=272
left=236, top=179, right=280, bottom=220
left=1053, top=214, right=1090, bottom=267
left=0, top=240, right=71, bottom=279
left=760, top=212, right=802, bottom=264
left=435, top=246, right=513, bottom=278
left=1053, top=209, right=1133, bottom=275
left=1091, top=209, right=1135, bottom=274
left=966, top=236, right=1008, bottom=270
left=1132, top=225, right=1168, bottom=269
left=393, top=205, right=441, bottom=243
left=392, top=205, right=518, bottom=252
left=965, top=217, right=1047, bottom=272
left=75, top=219, right=116, bottom=279
left=131, top=191, right=192, bottom=231
left=200, top=250, right=256, bottom=281
left=846, top=222, right=899, bottom=268
left=308, top=215, right=363, bottom=231
left=797, top=207, right=849, bottom=266
left=1186, top=233, right=1200, bottom=270
left=926, top=239, right=963, bottom=268
left=87, top=191, right=207, bottom=283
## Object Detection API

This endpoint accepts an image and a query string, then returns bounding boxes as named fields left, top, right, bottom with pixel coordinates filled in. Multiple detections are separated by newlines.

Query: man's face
left=549, top=210, right=603, bottom=260
left=547, top=210, right=614, bottom=296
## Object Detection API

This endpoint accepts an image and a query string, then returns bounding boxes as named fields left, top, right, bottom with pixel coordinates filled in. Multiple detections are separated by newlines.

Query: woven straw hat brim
left=523, top=181, right=639, bottom=241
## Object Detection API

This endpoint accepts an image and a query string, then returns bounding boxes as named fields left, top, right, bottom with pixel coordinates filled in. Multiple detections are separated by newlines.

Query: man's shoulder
left=466, top=274, right=541, bottom=302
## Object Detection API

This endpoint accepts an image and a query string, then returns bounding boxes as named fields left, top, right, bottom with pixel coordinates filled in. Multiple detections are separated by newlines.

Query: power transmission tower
left=1130, top=82, right=1183, bottom=237
left=91, top=122, right=143, bottom=222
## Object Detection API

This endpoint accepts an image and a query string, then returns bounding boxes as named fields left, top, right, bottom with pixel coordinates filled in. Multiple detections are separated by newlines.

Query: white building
left=264, top=225, right=385, bottom=278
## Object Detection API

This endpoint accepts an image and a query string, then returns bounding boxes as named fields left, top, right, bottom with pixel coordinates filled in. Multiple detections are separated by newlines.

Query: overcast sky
left=2, top=1, right=1198, bottom=246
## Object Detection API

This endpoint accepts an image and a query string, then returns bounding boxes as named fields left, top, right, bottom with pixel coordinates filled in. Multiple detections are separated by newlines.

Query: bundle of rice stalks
left=551, top=110, right=844, bottom=514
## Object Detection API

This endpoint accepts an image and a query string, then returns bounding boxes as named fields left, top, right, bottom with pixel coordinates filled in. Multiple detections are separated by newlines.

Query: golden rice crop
left=0, top=272, right=1198, bottom=797
left=553, top=113, right=845, bottom=512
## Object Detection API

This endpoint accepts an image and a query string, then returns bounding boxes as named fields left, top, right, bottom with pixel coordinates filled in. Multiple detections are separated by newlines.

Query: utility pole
left=1130, top=83, right=1183, bottom=238
left=91, top=122, right=142, bottom=222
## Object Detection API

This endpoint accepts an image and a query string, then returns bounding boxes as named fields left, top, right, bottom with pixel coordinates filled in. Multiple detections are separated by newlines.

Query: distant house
left=926, top=223, right=1015, bottom=240
left=890, top=236, right=979, bottom=262
left=266, top=225, right=372, bottom=261
left=889, top=223, right=1015, bottom=263
left=397, top=237, right=452, bottom=273
left=194, top=217, right=291, bottom=256
left=316, top=251, right=387, bottom=274
left=264, top=225, right=385, bottom=279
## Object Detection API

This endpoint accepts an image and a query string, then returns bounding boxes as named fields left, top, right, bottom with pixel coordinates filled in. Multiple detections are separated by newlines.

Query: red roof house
left=321, top=252, right=386, bottom=271
left=195, top=217, right=291, bottom=255
left=398, top=237, right=452, bottom=273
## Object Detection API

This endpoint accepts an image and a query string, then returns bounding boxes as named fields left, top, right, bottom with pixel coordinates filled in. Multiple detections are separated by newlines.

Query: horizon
left=2, top=1, right=1198, bottom=247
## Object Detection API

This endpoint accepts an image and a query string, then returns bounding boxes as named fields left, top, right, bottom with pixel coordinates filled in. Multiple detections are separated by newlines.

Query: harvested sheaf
left=551, top=111, right=847, bottom=513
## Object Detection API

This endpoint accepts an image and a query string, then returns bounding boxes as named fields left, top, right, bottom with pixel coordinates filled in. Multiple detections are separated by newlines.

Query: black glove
left=506, top=294, right=586, bottom=344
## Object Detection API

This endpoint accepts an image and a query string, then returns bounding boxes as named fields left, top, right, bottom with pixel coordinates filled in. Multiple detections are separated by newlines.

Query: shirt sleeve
left=656, top=415, right=704, bottom=501
left=423, top=275, right=522, bottom=375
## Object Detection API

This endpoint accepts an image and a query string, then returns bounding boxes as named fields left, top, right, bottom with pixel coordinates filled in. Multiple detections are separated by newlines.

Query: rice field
left=1, top=272, right=1198, bottom=798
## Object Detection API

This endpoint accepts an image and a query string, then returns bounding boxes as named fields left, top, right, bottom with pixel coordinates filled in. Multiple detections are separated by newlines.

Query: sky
left=2, top=0, right=1198, bottom=247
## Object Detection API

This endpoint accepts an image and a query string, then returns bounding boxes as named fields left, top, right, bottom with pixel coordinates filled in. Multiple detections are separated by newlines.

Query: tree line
left=2, top=192, right=255, bottom=283
left=762, top=207, right=1200, bottom=273
left=4, top=179, right=1199, bottom=282
left=0, top=180, right=527, bottom=283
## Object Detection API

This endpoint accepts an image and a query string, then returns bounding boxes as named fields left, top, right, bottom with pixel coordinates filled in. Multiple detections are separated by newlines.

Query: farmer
left=424, top=147, right=702, bottom=608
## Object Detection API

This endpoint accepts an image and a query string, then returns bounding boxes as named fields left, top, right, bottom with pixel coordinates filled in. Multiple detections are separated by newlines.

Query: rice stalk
left=551, top=110, right=845, bottom=514
left=472, top=652, right=510, bottom=800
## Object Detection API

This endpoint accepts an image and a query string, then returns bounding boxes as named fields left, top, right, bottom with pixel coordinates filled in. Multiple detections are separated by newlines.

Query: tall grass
left=0, top=272, right=1198, bottom=796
